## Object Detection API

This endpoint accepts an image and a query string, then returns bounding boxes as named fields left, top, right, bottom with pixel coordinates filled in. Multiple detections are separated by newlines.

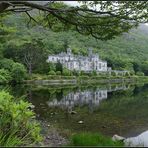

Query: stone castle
left=47, top=48, right=111, bottom=72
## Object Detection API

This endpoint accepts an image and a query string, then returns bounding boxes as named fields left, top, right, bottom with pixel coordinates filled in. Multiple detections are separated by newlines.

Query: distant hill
left=3, top=14, right=148, bottom=75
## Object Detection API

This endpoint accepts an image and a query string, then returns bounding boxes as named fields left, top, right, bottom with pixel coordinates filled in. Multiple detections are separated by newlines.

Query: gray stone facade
left=47, top=48, right=109, bottom=72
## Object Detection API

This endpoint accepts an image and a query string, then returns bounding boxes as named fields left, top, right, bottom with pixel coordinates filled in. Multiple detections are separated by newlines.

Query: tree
left=63, top=38, right=69, bottom=52
left=0, top=58, right=27, bottom=83
left=56, top=61, right=63, bottom=73
left=0, top=58, right=14, bottom=71
left=11, top=62, right=27, bottom=83
left=0, top=1, right=147, bottom=40
left=49, top=62, right=56, bottom=72
left=141, top=61, right=148, bottom=76
left=18, top=39, right=49, bottom=75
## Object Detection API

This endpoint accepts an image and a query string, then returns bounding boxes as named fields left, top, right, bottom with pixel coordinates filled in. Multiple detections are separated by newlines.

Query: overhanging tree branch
left=0, top=1, right=147, bottom=40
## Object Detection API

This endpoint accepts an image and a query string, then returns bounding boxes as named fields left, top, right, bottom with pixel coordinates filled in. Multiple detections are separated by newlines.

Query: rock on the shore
left=112, top=134, right=125, bottom=142
left=78, top=120, right=83, bottom=124
left=113, top=131, right=148, bottom=147
left=124, top=130, right=148, bottom=147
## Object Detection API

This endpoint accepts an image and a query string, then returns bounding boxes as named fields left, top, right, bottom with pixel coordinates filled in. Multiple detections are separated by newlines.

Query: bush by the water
left=0, top=91, right=42, bottom=146
left=56, top=71, right=61, bottom=75
left=48, top=70, right=56, bottom=75
left=136, top=71, right=145, bottom=76
left=11, top=63, right=27, bottom=83
left=0, top=59, right=27, bottom=84
left=69, top=132, right=124, bottom=146
left=0, top=69, right=12, bottom=84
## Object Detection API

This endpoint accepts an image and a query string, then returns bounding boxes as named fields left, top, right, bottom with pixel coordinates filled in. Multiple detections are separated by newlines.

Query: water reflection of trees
left=98, top=84, right=148, bottom=121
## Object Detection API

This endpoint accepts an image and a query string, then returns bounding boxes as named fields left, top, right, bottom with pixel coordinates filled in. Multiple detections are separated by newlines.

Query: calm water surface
left=1, top=82, right=148, bottom=140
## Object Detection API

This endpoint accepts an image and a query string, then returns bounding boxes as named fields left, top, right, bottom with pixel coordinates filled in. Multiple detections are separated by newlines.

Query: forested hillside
left=1, top=13, right=148, bottom=75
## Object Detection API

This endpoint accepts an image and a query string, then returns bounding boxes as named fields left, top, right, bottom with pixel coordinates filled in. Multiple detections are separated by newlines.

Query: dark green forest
left=0, top=12, right=148, bottom=83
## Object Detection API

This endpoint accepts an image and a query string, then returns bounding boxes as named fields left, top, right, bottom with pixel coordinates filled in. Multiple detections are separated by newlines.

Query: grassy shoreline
left=68, top=132, right=124, bottom=146
left=24, top=75, right=148, bottom=85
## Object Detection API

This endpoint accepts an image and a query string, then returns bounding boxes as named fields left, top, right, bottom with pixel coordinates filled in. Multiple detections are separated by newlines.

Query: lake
left=1, top=82, right=148, bottom=143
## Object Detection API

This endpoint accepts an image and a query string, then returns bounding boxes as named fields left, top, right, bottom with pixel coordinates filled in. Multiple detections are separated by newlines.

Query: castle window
left=99, top=63, right=101, bottom=69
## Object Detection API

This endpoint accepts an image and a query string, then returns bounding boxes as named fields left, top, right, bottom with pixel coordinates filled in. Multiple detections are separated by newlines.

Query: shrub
left=61, top=76, right=76, bottom=79
left=72, top=70, right=79, bottom=76
left=0, top=91, right=42, bottom=146
left=69, top=132, right=124, bottom=146
left=92, top=70, right=97, bottom=76
left=0, top=75, right=8, bottom=84
left=47, top=75, right=57, bottom=79
left=48, top=70, right=56, bottom=75
left=136, top=71, right=145, bottom=76
left=125, top=72, right=130, bottom=77
left=56, top=71, right=61, bottom=75
left=80, top=71, right=90, bottom=76
left=129, top=70, right=135, bottom=76
left=111, top=71, right=116, bottom=76
left=97, top=72, right=107, bottom=76
left=0, top=69, right=12, bottom=84
left=62, top=68, right=72, bottom=76
left=31, top=74, right=43, bottom=80
left=11, top=63, right=27, bottom=83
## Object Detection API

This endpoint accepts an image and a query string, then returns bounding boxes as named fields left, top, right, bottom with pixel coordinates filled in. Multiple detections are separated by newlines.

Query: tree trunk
left=29, top=64, right=32, bottom=76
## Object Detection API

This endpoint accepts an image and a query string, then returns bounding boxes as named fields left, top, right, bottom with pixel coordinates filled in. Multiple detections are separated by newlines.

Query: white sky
left=63, top=1, right=148, bottom=26
left=63, top=1, right=81, bottom=6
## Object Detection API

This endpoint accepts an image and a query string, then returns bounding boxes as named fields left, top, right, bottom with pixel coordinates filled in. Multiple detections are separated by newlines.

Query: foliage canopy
left=0, top=1, right=147, bottom=40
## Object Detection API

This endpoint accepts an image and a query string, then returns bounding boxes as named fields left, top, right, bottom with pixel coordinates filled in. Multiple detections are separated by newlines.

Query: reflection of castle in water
left=47, top=84, right=130, bottom=111
left=47, top=89, right=107, bottom=110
